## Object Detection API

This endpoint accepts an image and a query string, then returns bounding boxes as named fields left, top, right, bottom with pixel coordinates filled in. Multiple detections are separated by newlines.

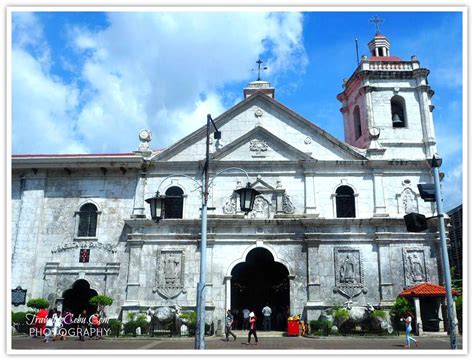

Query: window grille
left=78, top=203, right=98, bottom=237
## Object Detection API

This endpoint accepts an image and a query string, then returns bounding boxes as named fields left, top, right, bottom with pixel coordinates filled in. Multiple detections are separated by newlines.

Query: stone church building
left=12, top=32, right=446, bottom=331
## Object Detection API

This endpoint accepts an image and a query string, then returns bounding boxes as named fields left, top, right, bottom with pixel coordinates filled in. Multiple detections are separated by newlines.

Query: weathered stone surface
left=11, top=33, right=443, bottom=336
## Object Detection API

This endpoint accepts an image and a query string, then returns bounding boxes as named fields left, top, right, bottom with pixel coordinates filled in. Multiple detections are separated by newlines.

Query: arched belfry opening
left=230, top=248, right=289, bottom=331
left=62, top=279, right=98, bottom=317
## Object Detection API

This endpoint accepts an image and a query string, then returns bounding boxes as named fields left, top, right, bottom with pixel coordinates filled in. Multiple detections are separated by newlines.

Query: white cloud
left=71, top=12, right=307, bottom=152
left=441, top=162, right=462, bottom=210
left=12, top=48, right=86, bottom=154
left=13, top=12, right=307, bottom=154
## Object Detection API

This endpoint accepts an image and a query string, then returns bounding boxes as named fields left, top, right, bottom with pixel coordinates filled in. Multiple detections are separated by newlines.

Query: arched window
left=391, top=95, right=406, bottom=128
left=353, top=106, right=362, bottom=140
left=78, top=203, right=98, bottom=237
left=164, top=187, right=184, bottom=219
left=335, top=186, right=356, bottom=218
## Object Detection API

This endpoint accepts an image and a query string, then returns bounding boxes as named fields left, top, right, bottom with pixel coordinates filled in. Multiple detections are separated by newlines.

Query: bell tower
left=337, top=28, right=437, bottom=160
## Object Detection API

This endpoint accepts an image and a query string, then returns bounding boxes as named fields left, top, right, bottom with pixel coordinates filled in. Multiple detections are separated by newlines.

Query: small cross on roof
left=369, top=15, right=384, bottom=34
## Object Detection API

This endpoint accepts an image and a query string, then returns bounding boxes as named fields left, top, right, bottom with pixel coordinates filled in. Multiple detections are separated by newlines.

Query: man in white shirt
left=262, top=304, right=272, bottom=331
left=242, top=308, right=250, bottom=330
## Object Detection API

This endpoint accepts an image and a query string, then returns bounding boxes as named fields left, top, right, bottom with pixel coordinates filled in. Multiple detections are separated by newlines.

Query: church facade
left=11, top=32, right=444, bottom=329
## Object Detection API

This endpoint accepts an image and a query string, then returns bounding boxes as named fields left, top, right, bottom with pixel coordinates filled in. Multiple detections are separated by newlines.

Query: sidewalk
left=11, top=333, right=463, bottom=350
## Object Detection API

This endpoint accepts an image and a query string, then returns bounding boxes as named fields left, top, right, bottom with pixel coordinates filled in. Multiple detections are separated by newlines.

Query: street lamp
left=403, top=154, right=457, bottom=349
left=430, top=155, right=457, bottom=350
left=145, top=191, right=165, bottom=222
left=145, top=114, right=259, bottom=350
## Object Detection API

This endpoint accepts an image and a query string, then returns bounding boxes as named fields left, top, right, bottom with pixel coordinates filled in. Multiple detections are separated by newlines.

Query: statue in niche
left=340, top=254, right=356, bottom=283
left=282, top=194, right=295, bottom=214
left=164, top=253, right=181, bottom=285
left=401, top=188, right=417, bottom=214
left=408, top=253, right=424, bottom=282
left=248, top=196, right=270, bottom=219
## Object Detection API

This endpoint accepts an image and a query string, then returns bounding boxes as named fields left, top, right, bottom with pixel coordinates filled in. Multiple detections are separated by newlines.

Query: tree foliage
left=26, top=298, right=49, bottom=310
left=89, top=295, right=113, bottom=311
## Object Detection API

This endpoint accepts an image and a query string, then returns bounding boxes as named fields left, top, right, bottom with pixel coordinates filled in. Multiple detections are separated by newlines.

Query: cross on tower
left=369, top=15, right=384, bottom=34
left=253, top=59, right=268, bottom=81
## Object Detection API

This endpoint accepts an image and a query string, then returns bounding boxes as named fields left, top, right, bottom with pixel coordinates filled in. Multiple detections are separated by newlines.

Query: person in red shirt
left=246, top=311, right=258, bottom=345
left=35, top=308, right=48, bottom=337
left=91, top=313, right=101, bottom=340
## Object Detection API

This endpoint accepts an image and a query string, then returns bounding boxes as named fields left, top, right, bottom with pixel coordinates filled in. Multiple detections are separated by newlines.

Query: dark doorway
left=231, top=248, right=289, bottom=331
left=62, top=279, right=98, bottom=318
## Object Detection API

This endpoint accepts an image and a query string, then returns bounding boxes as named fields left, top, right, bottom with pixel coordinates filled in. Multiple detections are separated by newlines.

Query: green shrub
left=333, top=308, right=350, bottom=320
left=180, top=311, right=197, bottom=336
left=137, top=319, right=150, bottom=335
left=390, top=297, right=414, bottom=331
left=12, top=311, right=35, bottom=334
left=309, top=319, right=332, bottom=334
left=26, top=298, right=49, bottom=310
left=108, top=319, right=122, bottom=337
left=123, top=320, right=138, bottom=336
left=370, top=310, right=387, bottom=320
left=12, top=312, right=28, bottom=325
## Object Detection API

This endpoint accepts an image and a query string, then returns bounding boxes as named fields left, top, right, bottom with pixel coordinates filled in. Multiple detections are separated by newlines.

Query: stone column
left=12, top=172, right=46, bottom=297
left=224, top=276, right=232, bottom=312
left=125, top=240, right=144, bottom=305
left=364, top=87, right=375, bottom=129
left=377, top=240, right=394, bottom=304
left=438, top=300, right=445, bottom=332
left=132, top=171, right=147, bottom=218
left=288, top=275, right=296, bottom=315
left=304, top=172, right=317, bottom=215
left=416, top=81, right=437, bottom=157
left=414, top=297, right=423, bottom=336
left=373, top=173, right=388, bottom=217
left=307, top=243, right=321, bottom=301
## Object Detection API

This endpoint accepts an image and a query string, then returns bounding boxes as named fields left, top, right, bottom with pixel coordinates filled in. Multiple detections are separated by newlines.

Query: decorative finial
left=369, top=15, right=384, bottom=34
left=252, top=59, right=268, bottom=81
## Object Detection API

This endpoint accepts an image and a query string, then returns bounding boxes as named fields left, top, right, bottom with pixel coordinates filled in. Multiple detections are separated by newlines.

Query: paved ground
left=11, top=331, right=462, bottom=351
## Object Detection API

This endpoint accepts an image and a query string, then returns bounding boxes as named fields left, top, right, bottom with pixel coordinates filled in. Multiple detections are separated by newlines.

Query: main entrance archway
left=62, top=279, right=98, bottom=317
left=231, top=247, right=289, bottom=331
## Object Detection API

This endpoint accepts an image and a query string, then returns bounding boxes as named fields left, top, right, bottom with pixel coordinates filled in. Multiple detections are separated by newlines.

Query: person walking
left=402, top=312, right=418, bottom=348
left=91, top=312, right=101, bottom=340
left=242, top=307, right=250, bottom=331
left=78, top=309, right=88, bottom=341
left=262, top=304, right=272, bottom=331
left=225, top=310, right=237, bottom=341
left=246, top=311, right=258, bottom=345
left=52, top=310, right=62, bottom=341
left=43, top=309, right=54, bottom=343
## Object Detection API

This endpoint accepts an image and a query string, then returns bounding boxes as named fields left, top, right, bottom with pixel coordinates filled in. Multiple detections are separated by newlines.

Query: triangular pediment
left=212, top=126, right=314, bottom=162
left=154, top=92, right=367, bottom=162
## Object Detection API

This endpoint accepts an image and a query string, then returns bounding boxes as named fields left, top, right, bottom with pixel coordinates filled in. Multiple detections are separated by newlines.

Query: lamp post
left=431, top=155, right=457, bottom=349
left=146, top=115, right=259, bottom=350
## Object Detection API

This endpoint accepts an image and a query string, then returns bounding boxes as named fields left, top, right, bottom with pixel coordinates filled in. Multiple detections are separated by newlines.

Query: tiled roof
left=12, top=150, right=163, bottom=158
left=399, top=282, right=460, bottom=297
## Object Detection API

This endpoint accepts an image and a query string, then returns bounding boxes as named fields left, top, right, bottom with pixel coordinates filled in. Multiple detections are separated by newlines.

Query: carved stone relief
left=282, top=194, right=295, bottom=214
left=222, top=178, right=295, bottom=217
left=333, top=248, right=367, bottom=300
left=403, top=248, right=427, bottom=286
left=153, top=250, right=185, bottom=299
left=401, top=188, right=418, bottom=214
left=249, top=139, right=268, bottom=156
left=248, top=196, right=271, bottom=219
left=52, top=241, right=116, bottom=254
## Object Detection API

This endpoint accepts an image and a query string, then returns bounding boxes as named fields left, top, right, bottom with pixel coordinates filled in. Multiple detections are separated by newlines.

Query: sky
left=10, top=10, right=463, bottom=210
